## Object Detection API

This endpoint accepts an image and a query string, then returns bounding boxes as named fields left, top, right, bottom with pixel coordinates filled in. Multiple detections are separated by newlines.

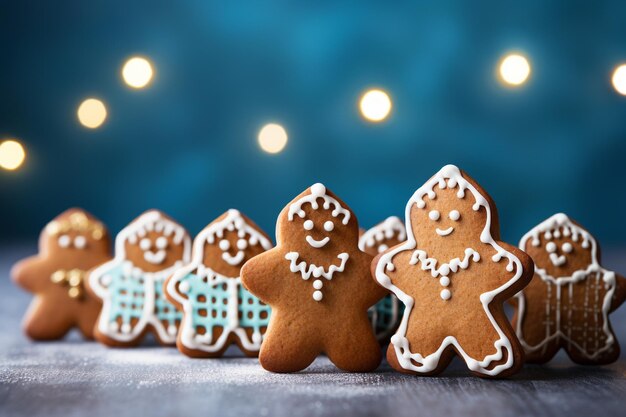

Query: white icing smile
left=222, top=251, right=245, bottom=266
left=306, top=235, right=329, bottom=248
left=549, top=253, right=567, bottom=267
left=436, top=227, right=454, bottom=236
left=144, top=250, right=166, bottom=264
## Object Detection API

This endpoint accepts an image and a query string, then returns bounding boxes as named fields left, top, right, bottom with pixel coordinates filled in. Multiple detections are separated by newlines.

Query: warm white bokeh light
left=122, top=56, right=154, bottom=89
left=77, top=98, right=108, bottom=129
left=0, top=140, right=26, bottom=171
left=258, top=123, right=288, bottom=154
left=498, top=53, right=531, bottom=87
left=611, top=64, right=626, bottom=96
left=359, top=89, right=392, bottom=122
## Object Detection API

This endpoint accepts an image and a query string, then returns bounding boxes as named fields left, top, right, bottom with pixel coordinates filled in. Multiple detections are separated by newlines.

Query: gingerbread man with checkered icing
left=165, top=210, right=273, bottom=357
left=241, top=183, right=385, bottom=373
left=513, top=213, right=626, bottom=365
left=373, top=165, right=533, bottom=377
left=88, top=210, right=191, bottom=346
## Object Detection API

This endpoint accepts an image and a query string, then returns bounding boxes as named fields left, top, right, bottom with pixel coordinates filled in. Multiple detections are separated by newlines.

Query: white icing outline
left=166, top=209, right=272, bottom=353
left=516, top=213, right=616, bottom=359
left=375, top=164, right=524, bottom=376
left=285, top=252, right=349, bottom=301
left=287, top=183, right=350, bottom=225
left=358, top=216, right=406, bottom=252
left=89, top=210, right=191, bottom=344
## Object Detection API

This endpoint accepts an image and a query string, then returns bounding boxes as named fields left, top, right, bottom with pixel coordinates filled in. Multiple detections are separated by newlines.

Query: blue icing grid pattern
left=180, top=273, right=270, bottom=340
left=154, top=278, right=182, bottom=328
left=105, top=263, right=145, bottom=327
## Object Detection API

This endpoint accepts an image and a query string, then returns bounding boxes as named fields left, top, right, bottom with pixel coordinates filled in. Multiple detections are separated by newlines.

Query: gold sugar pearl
left=68, top=287, right=81, bottom=299
left=51, top=270, right=66, bottom=283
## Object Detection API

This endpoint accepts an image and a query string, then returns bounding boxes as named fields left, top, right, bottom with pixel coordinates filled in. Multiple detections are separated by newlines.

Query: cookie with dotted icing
left=359, top=216, right=406, bottom=342
left=87, top=210, right=191, bottom=347
left=241, top=183, right=386, bottom=372
left=165, top=209, right=273, bottom=357
left=372, top=165, right=533, bottom=377
left=513, top=213, right=626, bottom=365
left=12, top=208, right=111, bottom=340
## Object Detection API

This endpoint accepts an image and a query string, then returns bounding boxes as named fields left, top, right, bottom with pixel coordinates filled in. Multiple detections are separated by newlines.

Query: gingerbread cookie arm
left=240, top=250, right=281, bottom=305
left=610, top=272, right=626, bottom=312
left=481, top=243, right=534, bottom=295
left=11, top=256, right=46, bottom=293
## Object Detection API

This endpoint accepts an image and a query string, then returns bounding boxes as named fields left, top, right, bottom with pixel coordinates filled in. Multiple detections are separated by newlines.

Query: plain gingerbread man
left=241, top=183, right=386, bottom=372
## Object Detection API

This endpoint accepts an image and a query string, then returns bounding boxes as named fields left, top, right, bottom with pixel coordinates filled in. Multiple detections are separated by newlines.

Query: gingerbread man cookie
left=88, top=210, right=191, bottom=346
left=513, top=213, right=626, bottom=365
left=12, top=209, right=111, bottom=340
left=373, top=165, right=533, bottom=377
left=165, top=209, right=273, bottom=357
left=359, top=216, right=406, bottom=342
left=241, top=183, right=386, bottom=372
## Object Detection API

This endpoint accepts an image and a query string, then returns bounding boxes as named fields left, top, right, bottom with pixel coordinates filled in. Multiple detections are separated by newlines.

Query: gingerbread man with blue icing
left=165, top=209, right=273, bottom=358
left=241, top=183, right=385, bottom=372
left=373, top=165, right=533, bottom=377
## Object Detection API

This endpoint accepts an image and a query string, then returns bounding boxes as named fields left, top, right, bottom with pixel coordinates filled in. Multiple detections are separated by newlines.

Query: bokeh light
left=498, top=53, right=531, bottom=87
left=611, top=64, right=626, bottom=96
left=77, top=98, right=107, bottom=129
left=0, top=139, right=26, bottom=171
left=258, top=123, right=288, bottom=154
left=122, top=56, right=154, bottom=89
left=359, top=89, right=392, bottom=122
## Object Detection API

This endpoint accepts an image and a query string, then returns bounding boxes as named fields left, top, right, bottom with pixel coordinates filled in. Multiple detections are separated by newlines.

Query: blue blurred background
left=1, top=0, right=626, bottom=244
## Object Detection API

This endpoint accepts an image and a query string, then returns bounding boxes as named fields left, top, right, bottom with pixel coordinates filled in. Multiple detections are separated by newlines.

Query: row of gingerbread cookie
left=12, top=164, right=626, bottom=377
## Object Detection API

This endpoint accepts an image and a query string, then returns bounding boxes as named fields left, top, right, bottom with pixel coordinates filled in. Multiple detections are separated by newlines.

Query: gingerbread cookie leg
left=323, top=314, right=381, bottom=372
left=22, top=298, right=75, bottom=340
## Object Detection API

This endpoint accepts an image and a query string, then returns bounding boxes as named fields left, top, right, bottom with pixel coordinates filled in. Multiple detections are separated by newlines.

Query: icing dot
left=582, top=240, right=590, bottom=249
left=121, top=323, right=131, bottom=334
left=252, top=332, right=262, bottom=344
left=546, top=242, right=557, bottom=253
left=390, top=334, right=402, bottom=345
left=439, top=276, right=450, bottom=287
left=440, top=289, right=451, bottom=300
left=311, top=183, right=326, bottom=196
left=303, top=220, right=314, bottom=231
left=109, top=321, right=119, bottom=332
left=313, top=290, right=323, bottom=301
left=449, top=210, right=460, bottom=221
left=237, top=239, right=248, bottom=250
left=156, top=236, right=168, bottom=249
left=378, top=244, right=389, bottom=253
left=439, top=265, right=450, bottom=276
left=313, top=279, right=323, bottom=289
left=179, top=281, right=190, bottom=293
left=73, top=235, right=86, bottom=249
left=416, top=200, right=426, bottom=209
left=219, top=239, right=230, bottom=251
left=562, top=242, right=573, bottom=253
left=58, top=235, right=71, bottom=248
left=324, top=221, right=334, bottom=232
left=168, top=324, right=177, bottom=335
left=139, top=238, right=151, bottom=251
left=429, top=210, right=440, bottom=221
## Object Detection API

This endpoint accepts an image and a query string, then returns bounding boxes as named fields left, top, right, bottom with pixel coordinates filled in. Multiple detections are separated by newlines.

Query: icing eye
left=58, top=235, right=71, bottom=248
left=140, top=238, right=152, bottom=251
left=237, top=239, right=248, bottom=250
left=156, top=236, right=168, bottom=249
left=219, top=239, right=230, bottom=251
left=429, top=210, right=440, bottom=221
left=449, top=210, right=460, bottom=221
left=303, top=220, right=314, bottom=231
left=562, top=242, right=573, bottom=253
left=324, top=221, right=334, bottom=232
left=73, top=235, right=87, bottom=249
left=546, top=242, right=557, bottom=253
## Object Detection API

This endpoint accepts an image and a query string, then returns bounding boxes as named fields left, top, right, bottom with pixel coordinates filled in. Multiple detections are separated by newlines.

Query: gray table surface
left=1, top=244, right=626, bottom=417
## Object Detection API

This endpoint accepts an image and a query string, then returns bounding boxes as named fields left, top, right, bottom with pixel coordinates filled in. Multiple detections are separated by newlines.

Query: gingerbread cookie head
left=11, top=208, right=111, bottom=339
left=196, top=209, right=272, bottom=278
left=520, top=213, right=595, bottom=278
left=278, top=183, right=356, bottom=301
left=120, top=210, right=189, bottom=273
left=359, top=216, right=406, bottom=256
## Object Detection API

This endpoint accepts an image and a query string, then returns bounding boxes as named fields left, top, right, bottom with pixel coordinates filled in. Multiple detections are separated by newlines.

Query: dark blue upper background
left=1, top=0, right=625, bottom=244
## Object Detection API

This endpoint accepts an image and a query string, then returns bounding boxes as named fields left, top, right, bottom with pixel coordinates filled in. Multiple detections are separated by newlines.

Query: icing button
left=440, top=289, right=451, bottom=301
left=439, top=276, right=450, bottom=287
left=313, top=279, right=323, bottom=290
left=313, top=290, right=323, bottom=301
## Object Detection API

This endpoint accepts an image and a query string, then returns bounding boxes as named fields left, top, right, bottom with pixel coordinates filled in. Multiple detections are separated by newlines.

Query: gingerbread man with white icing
left=241, top=183, right=385, bottom=372
left=513, top=213, right=626, bottom=365
left=165, top=209, right=273, bottom=357
left=373, top=165, right=533, bottom=377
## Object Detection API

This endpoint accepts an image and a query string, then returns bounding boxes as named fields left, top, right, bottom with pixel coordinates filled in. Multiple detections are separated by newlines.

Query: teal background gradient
left=1, top=1, right=626, bottom=243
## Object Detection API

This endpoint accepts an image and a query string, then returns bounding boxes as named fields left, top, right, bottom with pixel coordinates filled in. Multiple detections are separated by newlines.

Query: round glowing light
left=122, top=56, right=154, bottom=89
left=258, top=123, right=288, bottom=154
left=77, top=98, right=107, bottom=129
left=0, top=140, right=26, bottom=171
left=359, top=89, right=392, bottom=122
left=498, top=53, right=531, bottom=87
left=611, top=64, right=626, bottom=96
